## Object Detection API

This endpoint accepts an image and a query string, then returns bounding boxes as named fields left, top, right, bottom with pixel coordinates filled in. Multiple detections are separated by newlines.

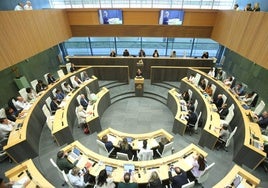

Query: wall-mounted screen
left=98, top=9, right=123, bottom=25
left=159, top=10, right=184, bottom=25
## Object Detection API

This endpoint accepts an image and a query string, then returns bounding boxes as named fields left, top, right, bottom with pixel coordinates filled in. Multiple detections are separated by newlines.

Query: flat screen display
left=159, top=10, right=184, bottom=25
left=98, top=9, right=123, bottom=24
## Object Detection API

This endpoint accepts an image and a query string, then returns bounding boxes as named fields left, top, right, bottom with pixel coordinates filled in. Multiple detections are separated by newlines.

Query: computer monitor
left=98, top=9, right=123, bottom=24
left=159, top=10, right=184, bottom=25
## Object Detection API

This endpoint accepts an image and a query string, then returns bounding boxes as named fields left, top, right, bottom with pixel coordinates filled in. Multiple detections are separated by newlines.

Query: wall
left=0, top=0, right=50, bottom=10
left=0, top=46, right=61, bottom=107
left=222, top=48, right=268, bottom=107
left=236, top=0, right=268, bottom=11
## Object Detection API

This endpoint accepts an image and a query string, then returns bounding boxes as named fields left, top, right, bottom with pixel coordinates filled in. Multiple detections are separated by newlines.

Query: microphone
left=26, top=169, right=32, bottom=180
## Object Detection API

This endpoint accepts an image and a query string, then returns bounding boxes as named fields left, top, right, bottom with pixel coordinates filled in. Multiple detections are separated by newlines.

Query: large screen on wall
left=159, top=10, right=184, bottom=25
left=98, top=9, right=123, bottom=24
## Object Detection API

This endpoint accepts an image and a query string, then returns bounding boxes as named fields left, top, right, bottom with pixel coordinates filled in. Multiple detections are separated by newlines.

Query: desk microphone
left=26, top=169, right=32, bottom=180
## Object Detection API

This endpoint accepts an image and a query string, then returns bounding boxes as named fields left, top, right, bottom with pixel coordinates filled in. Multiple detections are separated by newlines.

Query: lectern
left=134, top=77, right=144, bottom=97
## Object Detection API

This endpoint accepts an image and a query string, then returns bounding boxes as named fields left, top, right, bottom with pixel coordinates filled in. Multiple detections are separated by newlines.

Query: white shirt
left=67, top=170, right=86, bottom=188
left=24, top=5, right=33, bottom=10
left=72, top=79, right=81, bottom=88
left=0, top=120, right=15, bottom=137
left=78, top=110, right=87, bottom=124
left=14, top=5, right=24, bottom=11
left=95, top=177, right=115, bottom=188
left=15, top=100, right=29, bottom=111
left=63, top=85, right=73, bottom=94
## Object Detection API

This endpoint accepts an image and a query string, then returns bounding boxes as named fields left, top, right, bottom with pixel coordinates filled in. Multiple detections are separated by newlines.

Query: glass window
left=142, top=37, right=167, bottom=57
left=167, top=38, right=193, bottom=57
left=90, top=37, right=115, bottom=55
left=192, top=38, right=219, bottom=57
left=116, top=37, right=141, bottom=56
left=65, top=37, right=91, bottom=55
left=83, top=0, right=100, bottom=8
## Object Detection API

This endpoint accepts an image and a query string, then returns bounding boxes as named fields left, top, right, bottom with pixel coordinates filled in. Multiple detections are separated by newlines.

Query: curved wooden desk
left=62, top=141, right=207, bottom=184
left=187, top=68, right=266, bottom=169
left=52, top=76, right=105, bottom=146
left=213, top=165, right=260, bottom=188
left=4, top=67, right=95, bottom=163
left=97, top=128, right=173, bottom=150
left=5, top=159, right=54, bottom=188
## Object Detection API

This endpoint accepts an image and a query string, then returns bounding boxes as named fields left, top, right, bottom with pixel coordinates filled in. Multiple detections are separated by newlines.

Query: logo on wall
left=137, top=59, right=144, bottom=67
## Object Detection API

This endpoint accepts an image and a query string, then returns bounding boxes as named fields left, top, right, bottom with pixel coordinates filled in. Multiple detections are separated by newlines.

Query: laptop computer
left=68, top=147, right=81, bottom=162
left=232, top=175, right=243, bottom=188
left=127, top=137, right=133, bottom=143
left=124, top=164, right=135, bottom=173
left=105, top=166, right=113, bottom=174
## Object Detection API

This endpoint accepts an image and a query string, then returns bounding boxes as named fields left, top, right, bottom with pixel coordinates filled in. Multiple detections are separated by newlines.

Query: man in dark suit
left=36, top=80, right=47, bottom=94
left=214, top=94, right=224, bottom=110
left=50, top=97, right=60, bottom=114
left=185, top=106, right=198, bottom=135
left=80, top=94, right=88, bottom=108
left=47, top=73, right=57, bottom=84
left=169, top=167, right=188, bottom=188
left=218, top=103, right=229, bottom=120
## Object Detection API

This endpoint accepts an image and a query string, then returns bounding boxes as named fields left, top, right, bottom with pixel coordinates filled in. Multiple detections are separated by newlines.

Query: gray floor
left=1, top=79, right=267, bottom=188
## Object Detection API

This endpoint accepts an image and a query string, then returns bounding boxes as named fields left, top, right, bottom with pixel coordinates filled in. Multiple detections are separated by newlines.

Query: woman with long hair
left=95, top=169, right=115, bottom=188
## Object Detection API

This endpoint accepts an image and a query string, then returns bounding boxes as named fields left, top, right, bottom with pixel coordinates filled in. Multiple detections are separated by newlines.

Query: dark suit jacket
left=80, top=98, right=88, bottom=108
left=186, top=112, right=198, bottom=126
left=36, top=83, right=47, bottom=94
left=50, top=101, right=59, bottom=114
left=219, top=108, right=229, bottom=120
left=47, top=76, right=56, bottom=84
left=170, top=171, right=188, bottom=188
left=215, top=98, right=223, bottom=109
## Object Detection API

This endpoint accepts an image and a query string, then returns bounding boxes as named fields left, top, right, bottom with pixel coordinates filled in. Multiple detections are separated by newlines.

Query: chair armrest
left=156, top=149, right=162, bottom=157
left=108, top=147, right=115, bottom=155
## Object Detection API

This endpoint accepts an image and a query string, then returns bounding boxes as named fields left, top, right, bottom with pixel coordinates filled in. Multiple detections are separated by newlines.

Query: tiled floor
left=0, top=79, right=267, bottom=188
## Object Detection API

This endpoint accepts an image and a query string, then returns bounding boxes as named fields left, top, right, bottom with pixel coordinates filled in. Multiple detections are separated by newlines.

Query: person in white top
left=72, top=76, right=82, bottom=89
left=0, top=118, right=15, bottom=138
left=67, top=167, right=87, bottom=188
left=77, top=105, right=87, bottom=125
left=62, top=82, right=73, bottom=94
left=14, top=96, right=30, bottom=111
left=14, top=3, right=24, bottom=11
left=95, top=169, right=115, bottom=188
left=207, top=67, right=215, bottom=77
left=137, top=140, right=151, bottom=160
left=24, top=1, right=32, bottom=10
left=188, top=74, right=195, bottom=83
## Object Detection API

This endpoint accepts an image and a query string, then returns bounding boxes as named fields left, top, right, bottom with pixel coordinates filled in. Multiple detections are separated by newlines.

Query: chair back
left=254, top=100, right=265, bottom=115
left=45, top=97, right=52, bottom=112
left=204, top=78, right=208, bottom=88
left=188, top=89, right=193, bottom=102
left=193, top=73, right=201, bottom=86
left=138, top=150, right=153, bottom=161
left=66, top=63, right=72, bottom=73
left=0, top=108, right=6, bottom=118
left=225, top=126, right=237, bottom=148
left=250, top=93, right=258, bottom=107
left=224, top=109, right=234, bottom=125
left=182, top=181, right=195, bottom=188
left=57, top=69, right=65, bottom=78
left=30, top=79, right=38, bottom=91
left=194, top=99, right=198, bottom=112
left=194, top=112, right=202, bottom=131
left=75, top=106, right=83, bottom=125
left=42, top=104, right=51, bottom=119
left=46, top=118, right=53, bottom=132
left=52, top=88, right=57, bottom=98
left=43, top=73, right=49, bottom=85
left=19, top=88, right=27, bottom=101
left=161, top=142, right=174, bottom=157
left=211, top=84, right=216, bottom=97
left=222, top=94, right=227, bottom=104
left=197, top=162, right=215, bottom=184
left=229, top=104, right=235, bottom=112
left=50, top=158, right=59, bottom=170
left=70, top=76, right=76, bottom=88
left=62, top=170, right=74, bottom=188
left=96, top=139, right=109, bottom=157
left=85, top=86, right=91, bottom=100
left=76, top=95, right=81, bottom=106
left=116, top=152, right=130, bottom=161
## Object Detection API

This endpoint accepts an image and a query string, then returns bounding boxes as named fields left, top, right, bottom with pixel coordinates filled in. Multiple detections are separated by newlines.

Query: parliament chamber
left=0, top=6, right=267, bottom=188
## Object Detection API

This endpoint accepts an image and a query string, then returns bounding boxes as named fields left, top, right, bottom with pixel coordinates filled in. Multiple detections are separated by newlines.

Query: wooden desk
left=167, top=88, right=188, bottom=136
left=213, top=165, right=260, bottom=188
left=134, top=77, right=144, bottom=97
left=188, top=68, right=266, bottom=169
left=4, top=67, right=94, bottom=163
left=5, top=159, right=54, bottom=188
left=97, top=128, right=173, bottom=150
left=62, top=141, right=207, bottom=184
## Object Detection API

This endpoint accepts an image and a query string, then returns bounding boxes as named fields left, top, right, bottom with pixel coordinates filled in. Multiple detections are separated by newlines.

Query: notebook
left=124, top=164, right=135, bottom=173
left=68, top=147, right=81, bottom=162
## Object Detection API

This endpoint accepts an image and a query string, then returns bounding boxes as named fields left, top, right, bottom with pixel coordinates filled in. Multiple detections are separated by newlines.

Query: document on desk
left=12, top=176, right=29, bottom=188
left=107, top=134, right=116, bottom=143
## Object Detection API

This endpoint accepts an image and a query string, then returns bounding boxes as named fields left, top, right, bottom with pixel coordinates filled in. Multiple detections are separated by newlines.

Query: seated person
left=102, top=135, right=114, bottom=152
left=215, top=124, right=230, bottom=150
left=62, top=82, right=73, bottom=94
left=119, top=137, right=134, bottom=160
left=26, top=87, right=37, bottom=102
left=207, top=68, right=215, bottom=77
left=186, top=154, right=206, bottom=181
left=182, top=91, right=190, bottom=103
left=95, top=169, right=115, bottom=188
left=185, top=106, right=198, bottom=135
left=152, top=50, right=159, bottom=57
left=137, top=140, right=151, bottom=160
left=204, top=83, right=213, bottom=96
left=70, top=63, right=76, bottom=73
left=138, top=49, right=146, bottom=57
left=169, top=167, right=188, bottom=188
left=68, top=167, right=93, bottom=188
left=5, top=107, right=19, bottom=122
left=0, top=177, right=30, bottom=188
left=201, top=51, right=209, bottom=59
left=158, top=137, right=170, bottom=155
left=56, top=150, right=79, bottom=174
left=232, top=83, right=245, bottom=96
left=148, top=171, right=162, bottom=188
left=80, top=94, right=89, bottom=108
left=122, top=49, right=130, bottom=57
left=35, top=80, right=48, bottom=94
left=255, top=111, right=268, bottom=129
left=118, top=172, right=138, bottom=188
left=72, top=76, right=82, bottom=89
left=170, top=50, right=176, bottom=58
left=198, top=79, right=206, bottom=90
left=81, top=71, right=90, bottom=82
left=188, top=74, right=195, bottom=83
left=241, top=91, right=255, bottom=106
left=0, top=118, right=15, bottom=138
left=50, top=97, right=60, bottom=114
left=136, top=69, right=142, bottom=77
left=110, top=50, right=116, bottom=57
left=214, top=94, right=224, bottom=110
left=47, top=73, right=57, bottom=84
left=77, top=105, right=88, bottom=126
left=14, top=96, right=30, bottom=111
left=223, top=76, right=233, bottom=87
left=55, top=89, right=65, bottom=102
left=216, top=70, right=223, bottom=81
left=218, top=103, right=229, bottom=120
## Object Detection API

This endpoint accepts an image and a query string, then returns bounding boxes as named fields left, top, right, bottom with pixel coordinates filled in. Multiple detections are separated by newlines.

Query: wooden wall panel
left=211, top=11, right=268, bottom=70
left=0, top=10, right=71, bottom=71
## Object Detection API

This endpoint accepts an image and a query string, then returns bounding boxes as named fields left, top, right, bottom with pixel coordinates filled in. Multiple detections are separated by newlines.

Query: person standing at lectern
left=136, top=69, right=142, bottom=77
